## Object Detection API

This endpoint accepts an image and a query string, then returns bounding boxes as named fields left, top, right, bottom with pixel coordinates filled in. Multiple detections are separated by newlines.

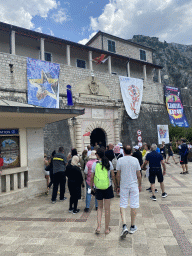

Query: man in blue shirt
left=143, top=144, right=167, bottom=201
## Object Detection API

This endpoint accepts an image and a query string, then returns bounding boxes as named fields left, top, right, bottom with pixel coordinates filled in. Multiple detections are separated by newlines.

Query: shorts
left=96, top=185, right=114, bottom=200
left=120, top=186, right=139, bottom=209
left=149, top=168, right=163, bottom=184
left=44, top=170, right=49, bottom=176
left=180, top=155, right=188, bottom=165
left=168, top=151, right=173, bottom=156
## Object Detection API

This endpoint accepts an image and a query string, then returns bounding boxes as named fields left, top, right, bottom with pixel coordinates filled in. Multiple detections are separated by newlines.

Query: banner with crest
left=165, top=86, right=189, bottom=127
left=27, top=58, right=60, bottom=108
left=119, top=76, right=143, bottom=119
left=157, top=125, right=169, bottom=144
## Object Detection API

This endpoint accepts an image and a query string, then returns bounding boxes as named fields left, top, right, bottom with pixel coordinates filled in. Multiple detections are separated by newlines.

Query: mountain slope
left=131, top=35, right=192, bottom=89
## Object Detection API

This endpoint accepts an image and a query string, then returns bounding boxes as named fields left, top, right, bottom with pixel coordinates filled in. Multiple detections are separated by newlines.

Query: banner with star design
left=27, top=58, right=60, bottom=108
left=165, top=86, right=188, bottom=127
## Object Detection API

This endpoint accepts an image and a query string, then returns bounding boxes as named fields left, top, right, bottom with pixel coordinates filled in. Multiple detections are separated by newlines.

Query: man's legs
left=60, top=172, right=66, bottom=200
left=52, top=173, right=59, bottom=202
left=151, top=183, right=155, bottom=196
left=131, top=208, right=137, bottom=226
left=166, top=155, right=170, bottom=163
left=104, top=199, right=111, bottom=233
left=160, top=182, right=165, bottom=193
left=185, top=164, right=188, bottom=173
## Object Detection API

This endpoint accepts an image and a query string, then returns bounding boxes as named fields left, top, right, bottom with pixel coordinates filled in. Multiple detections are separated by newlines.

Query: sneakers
left=149, top=189, right=158, bottom=193
left=51, top=200, right=56, bottom=204
left=146, top=187, right=151, bottom=191
left=162, top=192, right=168, bottom=198
left=69, top=208, right=74, bottom=213
left=60, top=197, right=67, bottom=201
left=73, top=209, right=80, bottom=214
left=129, top=225, right=138, bottom=234
left=120, top=225, right=129, bottom=238
left=84, top=208, right=89, bottom=212
left=150, top=195, right=157, bottom=201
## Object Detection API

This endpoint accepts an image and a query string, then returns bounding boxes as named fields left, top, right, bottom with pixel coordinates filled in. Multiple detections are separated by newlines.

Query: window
left=108, top=40, right=115, bottom=53
left=44, top=52, right=52, bottom=62
left=140, top=49, right=146, bottom=61
left=76, top=59, right=86, bottom=69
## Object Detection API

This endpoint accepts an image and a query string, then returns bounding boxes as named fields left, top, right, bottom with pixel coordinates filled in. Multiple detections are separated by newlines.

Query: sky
left=0, top=0, right=192, bottom=45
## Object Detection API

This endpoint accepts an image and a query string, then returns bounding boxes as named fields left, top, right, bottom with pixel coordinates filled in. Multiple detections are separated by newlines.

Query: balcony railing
left=0, top=167, right=28, bottom=194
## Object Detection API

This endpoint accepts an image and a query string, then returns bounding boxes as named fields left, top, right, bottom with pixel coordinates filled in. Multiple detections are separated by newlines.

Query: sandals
left=95, top=227, right=112, bottom=234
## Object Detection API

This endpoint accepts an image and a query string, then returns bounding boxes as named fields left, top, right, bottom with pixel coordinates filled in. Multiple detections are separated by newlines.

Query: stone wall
left=44, top=120, right=72, bottom=157
left=121, top=90, right=192, bottom=146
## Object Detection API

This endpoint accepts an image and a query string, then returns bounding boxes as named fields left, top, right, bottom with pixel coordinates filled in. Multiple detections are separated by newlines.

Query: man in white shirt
left=116, top=145, right=142, bottom=238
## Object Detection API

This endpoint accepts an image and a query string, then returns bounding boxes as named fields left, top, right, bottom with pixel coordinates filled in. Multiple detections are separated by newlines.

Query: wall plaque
left=92, top=109, right=104, bottom=119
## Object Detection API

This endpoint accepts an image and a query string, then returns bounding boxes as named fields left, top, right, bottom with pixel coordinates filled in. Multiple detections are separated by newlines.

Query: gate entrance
left=90, top=128, right=106, bottom=148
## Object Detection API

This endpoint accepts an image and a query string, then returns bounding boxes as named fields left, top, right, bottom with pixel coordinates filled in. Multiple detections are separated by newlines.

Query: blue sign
left=0, top=129, right=19, bottom=135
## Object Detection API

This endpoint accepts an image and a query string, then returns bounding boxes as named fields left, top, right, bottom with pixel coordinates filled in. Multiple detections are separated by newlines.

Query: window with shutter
left=140, top=50, right=146, bottom=61
left=44, top=52, right=52, bottom=62
left=76, top=59, right=86, bottom=69
left=108, top=40, right=115, bottom=53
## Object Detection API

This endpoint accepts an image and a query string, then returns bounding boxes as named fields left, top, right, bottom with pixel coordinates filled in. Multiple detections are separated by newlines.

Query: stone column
left=40, top=38, right=45, bottom=61
left=143, top=65, right=147, bottom=81
left=14, top=173, right=18, bottom=190
left=10, top=30, right=16, bottom=55
left=66, top=45, right=71, bottom=66
left=108, top=56, right=112, bottom=74
left=89, top=51, right=93, bottom=71
left=114, top=119, right=120, bottom=145
left=127, top=61, right=131, bottom=77
left=20, top=172, right=25, bottom=189
left=75, top=120, right=82, bottom=154
left=158, top=69, right=161, bottom=83
left=68, top=118, right=76, bottom=148
left=6, top=175, right=10, bottom=193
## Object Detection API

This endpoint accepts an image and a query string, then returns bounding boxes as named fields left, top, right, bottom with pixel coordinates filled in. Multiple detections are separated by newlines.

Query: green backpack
left=94, top=162, right=109, bottom=190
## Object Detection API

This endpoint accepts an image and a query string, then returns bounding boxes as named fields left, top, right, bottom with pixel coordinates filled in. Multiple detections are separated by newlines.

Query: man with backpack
left=116, top=145, right=142, bottom=238
left=179, top=139, right=189, bottom=174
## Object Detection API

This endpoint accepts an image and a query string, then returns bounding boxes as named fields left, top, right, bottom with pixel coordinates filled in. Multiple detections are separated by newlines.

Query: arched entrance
left=90, top=128, right=106, bottom=148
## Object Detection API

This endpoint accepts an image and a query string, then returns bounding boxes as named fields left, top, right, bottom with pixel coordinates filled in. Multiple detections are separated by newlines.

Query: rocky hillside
left=131, top=35, right=192, bottom=90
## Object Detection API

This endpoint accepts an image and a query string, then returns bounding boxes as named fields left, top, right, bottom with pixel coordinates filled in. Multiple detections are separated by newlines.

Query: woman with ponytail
left=91, top=148, right=116, bottom=234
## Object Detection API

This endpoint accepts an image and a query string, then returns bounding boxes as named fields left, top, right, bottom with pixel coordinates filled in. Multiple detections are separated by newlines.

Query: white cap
left=117, top=142, right=123, bottom=148
left=133, top=145, right=139, bottom=150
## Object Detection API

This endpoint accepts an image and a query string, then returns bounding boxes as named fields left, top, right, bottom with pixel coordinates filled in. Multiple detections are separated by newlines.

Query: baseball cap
left=133, top=145, right=139, bottom=150
left=117, top=142, right=123, bottom=148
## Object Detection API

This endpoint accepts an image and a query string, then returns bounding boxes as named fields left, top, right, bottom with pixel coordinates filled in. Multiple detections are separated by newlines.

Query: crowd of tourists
left=43, top=138, right=190, bottom=238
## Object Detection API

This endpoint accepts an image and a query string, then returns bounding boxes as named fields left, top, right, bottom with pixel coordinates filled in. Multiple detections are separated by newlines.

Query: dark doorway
left=90, top=128, right=106, bottom=148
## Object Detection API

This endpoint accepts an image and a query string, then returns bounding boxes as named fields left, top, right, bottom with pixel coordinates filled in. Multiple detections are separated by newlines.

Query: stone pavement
left=0, top=157, right=192, bottom=256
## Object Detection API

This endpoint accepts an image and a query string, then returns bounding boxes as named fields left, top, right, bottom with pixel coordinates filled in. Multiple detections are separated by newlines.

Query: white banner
left=119, top=76, right=143, bottom=119
left=157, top=125, right=169, bottom=144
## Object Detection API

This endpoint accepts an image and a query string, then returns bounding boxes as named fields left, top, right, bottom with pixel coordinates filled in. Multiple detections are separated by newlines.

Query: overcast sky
left=0, top=0, right=192, bottom=45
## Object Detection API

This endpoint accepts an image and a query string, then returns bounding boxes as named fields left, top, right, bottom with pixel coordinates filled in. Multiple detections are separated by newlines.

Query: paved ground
left=0, top=156, right=192, bottom=256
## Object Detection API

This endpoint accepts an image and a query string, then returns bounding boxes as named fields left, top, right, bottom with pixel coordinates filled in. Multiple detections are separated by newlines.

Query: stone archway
left=83, top=121, right=114, bottom=149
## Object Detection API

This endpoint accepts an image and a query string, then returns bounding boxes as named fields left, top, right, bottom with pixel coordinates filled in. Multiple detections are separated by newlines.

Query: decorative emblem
left=88, top=76, right=99, bottom=95
left=128, top=84, right=140, bottom=115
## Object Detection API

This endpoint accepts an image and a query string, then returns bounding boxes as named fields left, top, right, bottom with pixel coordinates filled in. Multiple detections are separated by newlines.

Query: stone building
left=0, top=21, right=191, bottom=161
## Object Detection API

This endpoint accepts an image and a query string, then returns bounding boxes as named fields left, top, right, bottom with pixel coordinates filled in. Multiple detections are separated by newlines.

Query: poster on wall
left=27, top=58, right=60, bottom=108
left=119, top=76, right=143, bottom=119
left=157, top=125, right=169, bottom=144
left=165, top=86, right=189, bottom=127
left=0, top=136, right=20, bottom=169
